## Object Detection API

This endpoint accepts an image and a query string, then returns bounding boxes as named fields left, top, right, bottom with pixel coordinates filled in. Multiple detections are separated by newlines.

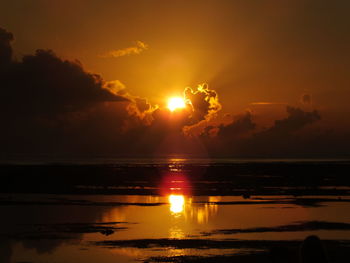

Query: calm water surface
left=1, top=193, right=350, bottom=263
left=1, top=159, right=350, bottom=262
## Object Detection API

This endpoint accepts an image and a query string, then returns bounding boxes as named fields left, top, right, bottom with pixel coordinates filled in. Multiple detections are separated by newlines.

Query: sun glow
left=167, top=97, right=186, bottom=112
left=169, top=194, right=185, bottom=213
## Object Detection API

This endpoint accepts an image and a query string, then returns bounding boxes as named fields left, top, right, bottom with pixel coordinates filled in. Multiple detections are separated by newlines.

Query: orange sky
left=0, top=0, right=349, bottom=157
left=1, top=0, right=349, bottom=120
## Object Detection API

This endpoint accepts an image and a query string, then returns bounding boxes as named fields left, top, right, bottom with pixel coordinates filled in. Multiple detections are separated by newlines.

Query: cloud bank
left=0, top=27, right=348, bottom=159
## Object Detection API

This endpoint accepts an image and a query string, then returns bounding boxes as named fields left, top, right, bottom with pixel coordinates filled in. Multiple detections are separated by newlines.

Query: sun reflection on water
left=169, top=226, right=185, bottom=239
left=183, top=196, right=220, bottom=224
left=169, top=194, right=185, bottom=214
left=167, top=194, right=220, bottom=224
left=161, top=169, right=220, bottom=224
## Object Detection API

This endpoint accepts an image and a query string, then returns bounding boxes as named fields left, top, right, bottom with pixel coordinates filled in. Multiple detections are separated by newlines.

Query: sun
left=167, top=97, right=186, bottom=112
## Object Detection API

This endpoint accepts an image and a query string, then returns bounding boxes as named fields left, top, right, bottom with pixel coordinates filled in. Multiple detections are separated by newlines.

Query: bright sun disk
left=167, top=97, right=186, bottom=112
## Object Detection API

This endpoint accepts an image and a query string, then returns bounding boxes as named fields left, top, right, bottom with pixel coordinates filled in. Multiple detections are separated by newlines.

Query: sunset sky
left=0, top=0, right=349, bottom=158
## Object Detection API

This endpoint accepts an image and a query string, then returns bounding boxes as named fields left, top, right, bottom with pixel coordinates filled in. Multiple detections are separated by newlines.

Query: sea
left=1, top=158, right=350, bottom=262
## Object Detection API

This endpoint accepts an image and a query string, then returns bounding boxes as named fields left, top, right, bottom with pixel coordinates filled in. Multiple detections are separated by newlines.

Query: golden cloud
left=101, top=41, right=148, bottom=58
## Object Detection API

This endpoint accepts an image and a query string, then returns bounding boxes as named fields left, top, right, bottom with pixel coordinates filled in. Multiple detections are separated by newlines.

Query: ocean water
left=1, top=156, right=349, bottom=165
left=1, top=159, right=350, bottom=262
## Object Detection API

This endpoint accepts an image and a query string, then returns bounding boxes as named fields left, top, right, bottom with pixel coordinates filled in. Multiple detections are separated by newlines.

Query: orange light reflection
left=169, top=194, right=185, bottom=214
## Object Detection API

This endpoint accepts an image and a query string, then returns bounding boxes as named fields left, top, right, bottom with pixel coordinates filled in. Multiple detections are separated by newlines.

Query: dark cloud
left=134, top=97, right=151, bottom=113
left=200, top=107, right=325, bottom=157
left=242, top=106, right=321, bottom=156
left=264, top=106, right=320, bottom=134
left=181, top=84, right=222, bottom=137
left=301, top=93, right=312, bottom=104
left=0, top=27, right=348, bottom=158
left=199, top=112, right=256, bottom=156
left=217, top=112, right=256, bottom=138
left=126, top=96, right=153, bottom=124
left=0, top=48, right=127, bottom=118
left=0, top=27, right=220, bottom=159
left=0, top=27, right=13, bottom=67
left=0, top=27, right=133, bottom=156
left=184, top=84, right=221, bottom=123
